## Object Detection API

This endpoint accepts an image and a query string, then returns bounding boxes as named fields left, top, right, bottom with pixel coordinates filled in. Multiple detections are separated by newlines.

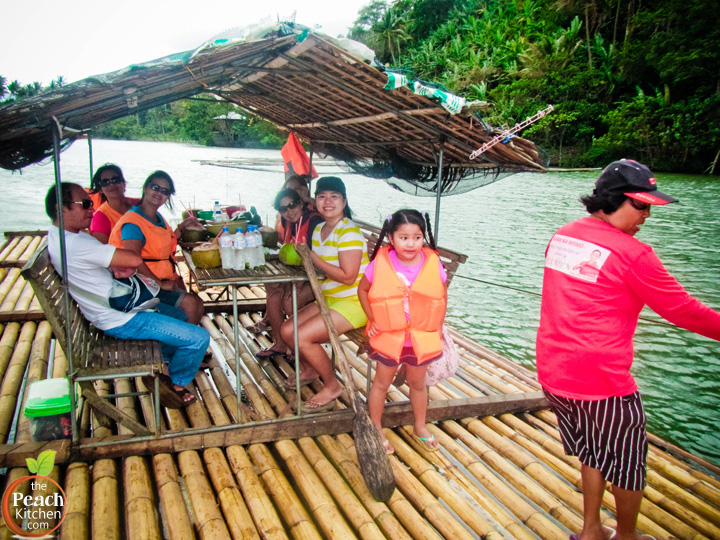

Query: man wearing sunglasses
left=45, top=182, right=210, bottom=407
left=536, top=160, right=720, bottom=540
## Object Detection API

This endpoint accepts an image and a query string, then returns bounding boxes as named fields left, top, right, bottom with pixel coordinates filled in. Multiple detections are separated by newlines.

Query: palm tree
left=370, top=9, right=411, bottom=65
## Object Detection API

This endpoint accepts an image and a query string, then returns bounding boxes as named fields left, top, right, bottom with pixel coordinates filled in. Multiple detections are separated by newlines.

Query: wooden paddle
left=296, top=244, right=395, bottom=501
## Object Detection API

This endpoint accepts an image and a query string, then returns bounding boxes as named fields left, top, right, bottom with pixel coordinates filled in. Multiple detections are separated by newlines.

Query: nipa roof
left=0, top=25, right=546, bottom=186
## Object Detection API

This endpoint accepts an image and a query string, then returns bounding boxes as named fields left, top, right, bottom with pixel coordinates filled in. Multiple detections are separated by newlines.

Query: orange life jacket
left=95, top=198, right=141, bottom=232
left=109, top=211, right=177, bottom=281
left=367, top=246, right=446, bottom=364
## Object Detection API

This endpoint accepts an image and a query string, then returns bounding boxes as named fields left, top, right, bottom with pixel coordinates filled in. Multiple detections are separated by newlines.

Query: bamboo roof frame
left=0, top=30, right=545, bottom=177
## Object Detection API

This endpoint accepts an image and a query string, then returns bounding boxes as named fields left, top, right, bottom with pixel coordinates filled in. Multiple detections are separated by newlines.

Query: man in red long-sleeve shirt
left=536, top=160, right=720, bottom=540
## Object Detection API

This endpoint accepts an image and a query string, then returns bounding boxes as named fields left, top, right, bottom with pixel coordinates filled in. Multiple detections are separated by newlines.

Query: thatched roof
left=0, top=25, right=546, bottom=193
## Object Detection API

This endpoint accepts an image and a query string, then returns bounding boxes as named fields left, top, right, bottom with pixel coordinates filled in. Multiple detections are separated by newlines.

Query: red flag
left=281, top=132, right=318, bottom=180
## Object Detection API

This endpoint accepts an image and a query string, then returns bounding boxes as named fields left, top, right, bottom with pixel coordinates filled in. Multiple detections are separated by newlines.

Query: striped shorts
left=543, top=389, right=648, bottom=491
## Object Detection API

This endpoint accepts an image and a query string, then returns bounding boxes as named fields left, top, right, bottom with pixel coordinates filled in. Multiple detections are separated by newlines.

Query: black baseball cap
left=314, top=176, right=347, bottom=197
left=595, top=159, right=678, bottom=205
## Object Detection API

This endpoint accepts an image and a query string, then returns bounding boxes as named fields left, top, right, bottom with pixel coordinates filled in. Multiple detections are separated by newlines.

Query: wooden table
left=183, top=251, right=310, bottom=417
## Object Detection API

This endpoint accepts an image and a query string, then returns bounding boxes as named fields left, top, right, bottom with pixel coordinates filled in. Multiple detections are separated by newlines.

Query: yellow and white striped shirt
left=311, top=218, right=369, bottom=299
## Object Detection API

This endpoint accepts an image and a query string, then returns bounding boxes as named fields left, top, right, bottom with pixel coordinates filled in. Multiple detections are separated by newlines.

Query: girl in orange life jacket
left=357, top=209, right=448, bottom=454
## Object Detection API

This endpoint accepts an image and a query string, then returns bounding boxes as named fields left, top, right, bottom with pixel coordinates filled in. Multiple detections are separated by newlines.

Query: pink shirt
left=366, top=249, right=447, bottom=346
left=536, top=217, right=720, bottom=400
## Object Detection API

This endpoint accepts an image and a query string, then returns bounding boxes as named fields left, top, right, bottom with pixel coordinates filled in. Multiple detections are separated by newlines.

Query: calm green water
left=2, top=139, right=718, bottom=464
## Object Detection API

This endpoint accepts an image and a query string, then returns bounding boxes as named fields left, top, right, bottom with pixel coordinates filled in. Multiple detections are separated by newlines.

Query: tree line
left=349, top=0, right=719, bottom=173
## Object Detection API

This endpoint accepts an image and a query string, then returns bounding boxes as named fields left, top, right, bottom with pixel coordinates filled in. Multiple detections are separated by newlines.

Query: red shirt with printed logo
left=536, top=216, right=720, bottom=400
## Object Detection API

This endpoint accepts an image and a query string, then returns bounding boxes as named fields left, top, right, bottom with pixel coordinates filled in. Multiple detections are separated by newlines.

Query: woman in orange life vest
left=358, top=209, right=448, bottom=454
left=88, top=164, right=141, bottom=244
left=109, top=170, right=204, bottom=324
left=252, top=188, right=323, bottom=359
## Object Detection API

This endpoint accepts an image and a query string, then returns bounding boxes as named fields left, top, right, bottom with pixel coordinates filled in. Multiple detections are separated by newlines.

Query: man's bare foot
left=305, top=385, right=343, bottom=409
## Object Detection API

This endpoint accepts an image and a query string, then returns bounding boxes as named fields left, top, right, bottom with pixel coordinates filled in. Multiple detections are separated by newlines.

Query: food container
left=206, top=220, right=248, bottom=237
left=181, top=228, right=209, bottom=243
left=24, top=378, right=73, bottom=442
left=197, top=210, right=214, bottom=221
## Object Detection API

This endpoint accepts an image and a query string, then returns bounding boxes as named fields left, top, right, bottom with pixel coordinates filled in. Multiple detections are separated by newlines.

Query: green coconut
left=191, top=243, right=222, bottom=269
left=259, top=226, right=279, bottom=248
left=279, top=243, right=303, bottom=266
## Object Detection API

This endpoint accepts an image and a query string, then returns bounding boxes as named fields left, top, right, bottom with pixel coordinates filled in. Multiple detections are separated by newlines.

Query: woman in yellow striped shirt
left=280, top=177, right=369, bottom=411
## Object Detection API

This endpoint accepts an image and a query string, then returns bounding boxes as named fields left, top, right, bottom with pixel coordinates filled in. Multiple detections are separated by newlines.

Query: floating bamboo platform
left=0, top=232, right=718, bottom=540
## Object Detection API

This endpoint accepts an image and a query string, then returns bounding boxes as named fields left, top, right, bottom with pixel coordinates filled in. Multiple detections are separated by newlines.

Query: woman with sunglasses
left=252, top=188, right=323, bottom=359
left=109, top=170, right=204, bottom=324
left=88, top=164, right=141, bottom=244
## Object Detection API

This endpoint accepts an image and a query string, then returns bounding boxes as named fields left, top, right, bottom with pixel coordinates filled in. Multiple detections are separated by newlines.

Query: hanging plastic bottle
left=219, top=227, right=234, bottom=269
left=232, top=227, right=247, bottom=270
left=244, top=225, right=258, bottom=268
left=213, top=201, right=223, bottom=223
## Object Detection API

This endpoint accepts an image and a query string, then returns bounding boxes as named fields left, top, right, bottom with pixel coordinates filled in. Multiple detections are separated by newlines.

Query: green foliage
left=349, top=0, right=719, bottom=172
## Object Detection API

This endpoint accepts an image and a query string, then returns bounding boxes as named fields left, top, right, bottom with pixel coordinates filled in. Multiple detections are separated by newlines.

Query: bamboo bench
left=346, top=220, right=467, bottom=353
left=22, top=242, right=165, bottom=437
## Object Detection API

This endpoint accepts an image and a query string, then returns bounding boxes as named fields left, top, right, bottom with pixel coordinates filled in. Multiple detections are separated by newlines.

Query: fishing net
left=319, top=143, right=548, bottom=197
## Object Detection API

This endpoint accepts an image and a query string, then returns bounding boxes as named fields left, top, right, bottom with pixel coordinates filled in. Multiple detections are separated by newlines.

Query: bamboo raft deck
left=0, top=232, right=719, bottom=539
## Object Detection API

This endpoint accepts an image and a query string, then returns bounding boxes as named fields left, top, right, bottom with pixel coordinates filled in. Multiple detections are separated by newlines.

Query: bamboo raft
left=0, top=232, right=719, bottom=539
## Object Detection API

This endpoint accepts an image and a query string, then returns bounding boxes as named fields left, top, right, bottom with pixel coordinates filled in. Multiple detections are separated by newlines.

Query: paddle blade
left=354, top=411, right=395, bottom=501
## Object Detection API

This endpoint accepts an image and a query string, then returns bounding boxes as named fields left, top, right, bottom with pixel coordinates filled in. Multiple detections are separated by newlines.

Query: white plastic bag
left=425, top=326, right=459, bottom=385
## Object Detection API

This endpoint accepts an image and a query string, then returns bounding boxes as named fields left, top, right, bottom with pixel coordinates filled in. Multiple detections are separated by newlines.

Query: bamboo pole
left=646, top=451, right=720, bottom=508
left=0, top=272, right=26, bottom=312
left=124, top=456, right=162, bottom=540
left=0, top=237, right=20, bottom=262
left=200, top=317, right=240, bottom=423
left=26, top=465, right=61, bottom=534
left=273, top=438, right=359, bottom=539
left=0, top=321, right=36, bottom=443
left=0, top=467, right=30, bottom=540
left=297, top=437, right=387, bottom=540
left=60, top=462, right=90, bottom=540
left=52, top=343, right=68, bottom=379
left=225, top=445, right=289, bottom=540
left=177, top=450, right=232, bottom=539
left=14, top=321, right=52, bottom=443
left=424, top=422, right=573, bottom=539
left=194, top=370, right=232, bottom=427
left=153, top=454, right=195, bottom=540
left=0, top=322, right=20, bottom=380
left=17, top=235, right=42, bottom=262
left=316, top=434, right=422, bottom=540
left=92, top=459, right=120, bottom=540
left=203, top=447, right=261, bottom=540
left=5, top=236, right=33, bottom=263
left=486, top=414, right=684, bottom=539
left=247, top=443, right=323, bottom=540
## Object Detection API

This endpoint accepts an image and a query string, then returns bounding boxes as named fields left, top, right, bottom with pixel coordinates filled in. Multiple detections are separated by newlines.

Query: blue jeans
left=105, top=307, right=210, bottom=387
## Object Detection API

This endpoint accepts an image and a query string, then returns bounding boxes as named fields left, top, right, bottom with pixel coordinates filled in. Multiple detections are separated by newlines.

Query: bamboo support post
left=92, top=459, right=121, bottom=540
left=60, top=462, right=90, bottom=540
left=124, top=456, right=161, bottom=540
left=0, top=323, right=20, bottom=377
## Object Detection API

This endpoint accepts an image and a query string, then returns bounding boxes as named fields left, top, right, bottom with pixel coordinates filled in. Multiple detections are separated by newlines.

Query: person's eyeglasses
left=72, top=200, right=94, bottom=210
left=628, top=198, right=650, bottom=211
left=98, top=176, right=123, bottom=187
left=149, top=184, right=171, bottom=196
left=279, top=200, right=301, bottom=213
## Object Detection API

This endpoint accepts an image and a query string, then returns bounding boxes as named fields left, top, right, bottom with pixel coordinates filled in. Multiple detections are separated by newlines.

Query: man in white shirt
left=46, top=182, right=209, bottom=406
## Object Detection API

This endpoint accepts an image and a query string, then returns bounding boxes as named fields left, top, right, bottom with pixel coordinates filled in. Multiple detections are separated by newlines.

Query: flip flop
left=142, top=374, right=183, bottom=409
left=246, top=320, right=270, bottom=334
left=301, top=398, right=337, bottom=414
left=255, top=348, right=287, bottom=360
left=283, top=376, right=318, bottom=390
left=412, top=433, right=440, bottom=452
left=571, top=526, right=617, bottom=540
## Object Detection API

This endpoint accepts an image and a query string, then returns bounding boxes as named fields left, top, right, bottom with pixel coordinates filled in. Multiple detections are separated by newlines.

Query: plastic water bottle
left=213, top=201, right=223, bottom=223
left=253, top=226, right=265, bottom=267
left=232, top=227, right=247, bottom=270
left=244, top=226, right=258, bottom=268
left=219, top=227, right=234, bottom=269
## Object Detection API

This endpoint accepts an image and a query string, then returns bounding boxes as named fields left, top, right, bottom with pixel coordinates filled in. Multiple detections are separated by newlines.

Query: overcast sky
left=2, top=0, right=369, bottom=86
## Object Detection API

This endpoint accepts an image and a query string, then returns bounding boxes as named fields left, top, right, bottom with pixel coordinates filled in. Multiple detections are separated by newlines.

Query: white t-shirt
left=47, top=226, right=134, bottom=331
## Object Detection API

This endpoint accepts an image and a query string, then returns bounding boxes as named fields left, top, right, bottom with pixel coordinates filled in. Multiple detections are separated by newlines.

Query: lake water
left=1, top=139, right=718, bottom=464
